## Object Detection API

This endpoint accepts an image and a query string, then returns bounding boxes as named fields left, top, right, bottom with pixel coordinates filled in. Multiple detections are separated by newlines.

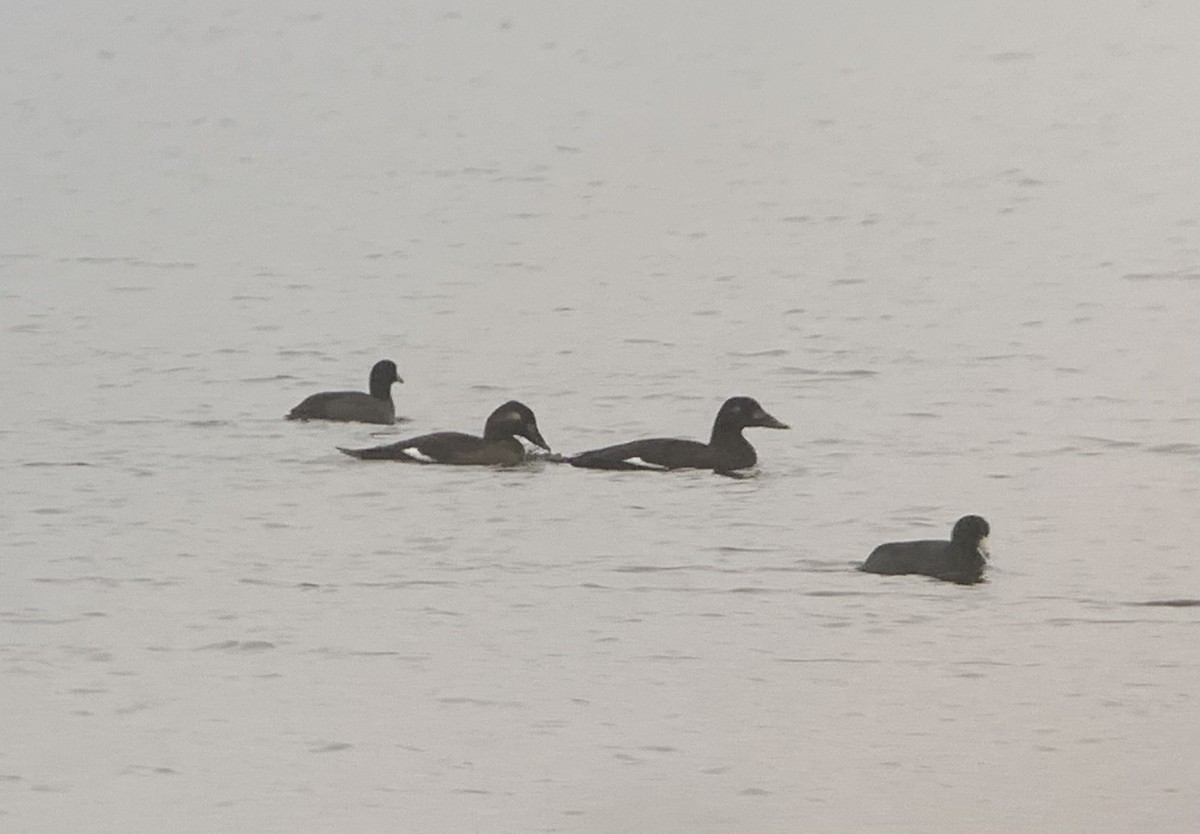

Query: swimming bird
left=860, top=515, right=990, bottom=585
left=338, top=400, right=549, bottom=465
left=286, top=359, right=403, bottom=425
left=567, top=396, right=788, bottom=474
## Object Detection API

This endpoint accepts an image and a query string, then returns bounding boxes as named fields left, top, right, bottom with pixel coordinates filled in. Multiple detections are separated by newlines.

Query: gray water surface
left=2, top=2, right=1199, bottom=832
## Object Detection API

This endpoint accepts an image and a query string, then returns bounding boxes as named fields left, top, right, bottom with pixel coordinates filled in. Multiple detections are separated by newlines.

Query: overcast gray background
left=3, top=2, right=1198, bottom=831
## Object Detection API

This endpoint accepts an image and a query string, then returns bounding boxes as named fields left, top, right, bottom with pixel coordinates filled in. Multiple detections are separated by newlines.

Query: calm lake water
left=3, top=2, right=1199, bottom=831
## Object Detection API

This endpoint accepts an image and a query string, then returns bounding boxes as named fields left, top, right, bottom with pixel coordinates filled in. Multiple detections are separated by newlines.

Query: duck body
left=287, top=359, right=403, bottom=425
left=287, top=390, right=395, bottom=425
left=567, top=396, right=788, bottom=473
left=569, top=437, right=751, bottom=472
left=860, top=515, right=990, bottom=585
left=338, top=400, right=548, bottom=466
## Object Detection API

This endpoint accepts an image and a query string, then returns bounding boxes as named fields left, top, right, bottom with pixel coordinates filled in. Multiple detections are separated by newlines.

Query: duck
left=860, top=515, right=990, bottom=585
left=286, top=359, right=403, bottom=425
left=338, top=400, right=549, bottom=465
left=567, top=396, right=788, bottom=474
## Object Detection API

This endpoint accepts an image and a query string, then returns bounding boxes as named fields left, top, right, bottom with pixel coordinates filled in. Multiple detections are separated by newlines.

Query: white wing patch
left=624, top=456, right=668, bottom=470
left=402, top=446, right=438, bottom=464
left=977, top=535, right=990, bottom=557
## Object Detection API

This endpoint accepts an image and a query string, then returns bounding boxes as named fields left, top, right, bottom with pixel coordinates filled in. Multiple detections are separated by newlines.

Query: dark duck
left=860, top=515, right=991, bottom=585
left=338, top=401, right=549, bottom=466
left=567, top=396, right=788, bottom=474
left=286, top=359, right=403, bottom=425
